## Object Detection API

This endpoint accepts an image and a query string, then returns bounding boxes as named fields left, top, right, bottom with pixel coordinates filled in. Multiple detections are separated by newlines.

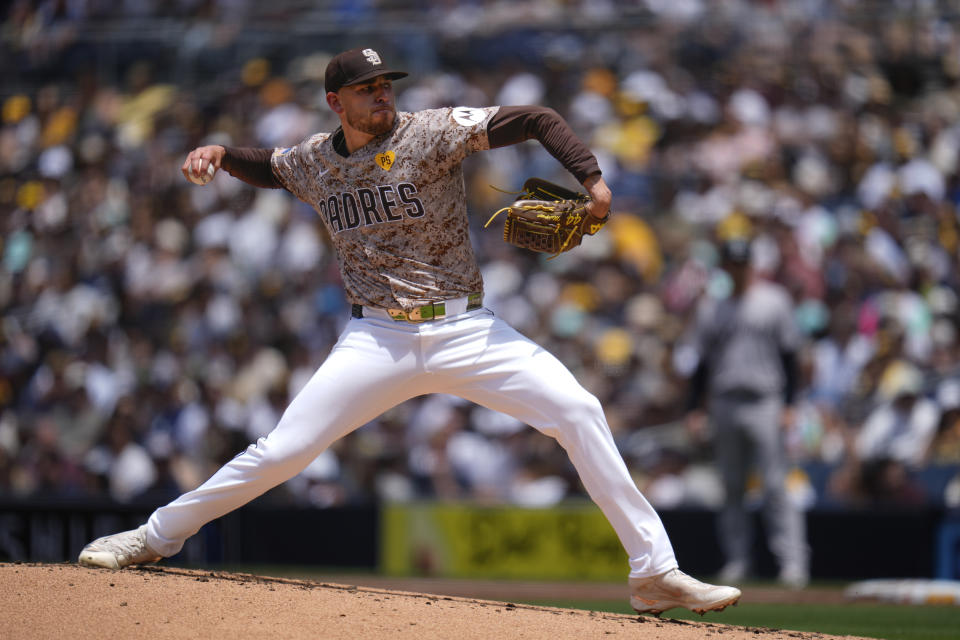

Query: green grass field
left=518, top=599, right=960, bottom=640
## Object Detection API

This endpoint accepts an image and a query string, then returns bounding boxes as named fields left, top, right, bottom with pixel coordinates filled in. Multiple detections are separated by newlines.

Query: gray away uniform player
left=79, top=47, right=740, bottom=615
left=685, top=239, right=810, bottom=588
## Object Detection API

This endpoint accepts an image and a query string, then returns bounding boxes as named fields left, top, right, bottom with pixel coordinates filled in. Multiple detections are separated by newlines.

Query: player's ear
left=326, top=91, right=344, bottom=114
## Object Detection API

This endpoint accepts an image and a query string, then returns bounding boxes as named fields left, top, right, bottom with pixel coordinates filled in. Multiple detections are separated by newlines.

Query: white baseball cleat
left=78, top=525, right=162, bottom=569
left=630, top=568, right=741, bottom=616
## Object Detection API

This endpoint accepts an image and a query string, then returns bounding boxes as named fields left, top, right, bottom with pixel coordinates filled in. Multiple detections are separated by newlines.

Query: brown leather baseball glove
left=485, top=178, right=609, bottom=256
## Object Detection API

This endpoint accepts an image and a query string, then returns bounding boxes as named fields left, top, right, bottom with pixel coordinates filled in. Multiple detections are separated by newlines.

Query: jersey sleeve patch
left=451, top=106, right=489, bottom=128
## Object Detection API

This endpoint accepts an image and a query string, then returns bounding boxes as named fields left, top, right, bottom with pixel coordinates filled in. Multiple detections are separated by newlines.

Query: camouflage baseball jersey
left=271, top=106, right=499, bottom=310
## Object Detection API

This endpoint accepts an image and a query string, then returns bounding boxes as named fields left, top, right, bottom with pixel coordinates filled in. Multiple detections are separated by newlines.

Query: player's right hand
left=582, top=174, right=611, bottom=221
left=181, top=145, right=226, bottom=183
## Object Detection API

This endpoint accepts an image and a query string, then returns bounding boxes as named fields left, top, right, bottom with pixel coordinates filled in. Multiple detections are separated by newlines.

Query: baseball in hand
left=189, top=159, right=217, bottom=185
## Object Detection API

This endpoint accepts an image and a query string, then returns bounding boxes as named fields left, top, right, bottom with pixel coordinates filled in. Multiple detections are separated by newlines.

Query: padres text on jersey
left=317, top=182, right=425, bottom=232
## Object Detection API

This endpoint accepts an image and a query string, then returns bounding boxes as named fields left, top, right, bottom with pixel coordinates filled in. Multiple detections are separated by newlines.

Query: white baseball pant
left=145, top=308, right=678, bottom=578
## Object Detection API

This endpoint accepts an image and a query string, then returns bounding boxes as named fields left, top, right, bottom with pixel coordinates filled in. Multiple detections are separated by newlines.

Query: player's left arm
left=780, top=349, right=799, bottom=431
left=777, top=290, right=802, bottom=427
left=487, top=105, right=610, bottom=220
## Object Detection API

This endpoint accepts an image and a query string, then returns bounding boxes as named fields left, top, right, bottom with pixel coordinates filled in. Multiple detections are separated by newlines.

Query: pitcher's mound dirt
left=1, top=563, right=868, bottom=639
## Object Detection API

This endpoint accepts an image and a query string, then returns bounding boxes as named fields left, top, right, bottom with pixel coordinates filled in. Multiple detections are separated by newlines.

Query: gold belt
left=353, top=292, right=482, bottom=323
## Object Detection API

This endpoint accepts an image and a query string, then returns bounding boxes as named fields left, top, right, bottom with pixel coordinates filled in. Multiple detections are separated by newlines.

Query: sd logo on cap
left=324, top=47, right=408, bottom=94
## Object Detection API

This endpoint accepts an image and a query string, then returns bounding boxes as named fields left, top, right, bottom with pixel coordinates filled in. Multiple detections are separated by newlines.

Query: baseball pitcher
left=78, top=47, right=740, bottom=615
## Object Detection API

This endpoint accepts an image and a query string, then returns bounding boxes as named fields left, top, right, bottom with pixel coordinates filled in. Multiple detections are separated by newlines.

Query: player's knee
left=553, top=391, right=605, bottom=431
left=573, top=390, right=604, bottom=417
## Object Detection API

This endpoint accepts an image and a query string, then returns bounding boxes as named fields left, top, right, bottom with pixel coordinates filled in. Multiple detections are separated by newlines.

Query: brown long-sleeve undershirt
left=220, top=105, right=601, bottom=188
left=486, top=105, right=600, bottom=184
left=221, top=146, right=278, bottom=188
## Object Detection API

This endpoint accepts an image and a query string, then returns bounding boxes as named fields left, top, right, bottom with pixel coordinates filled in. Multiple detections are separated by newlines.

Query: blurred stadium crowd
left=2, top=0, right=960, bottom=513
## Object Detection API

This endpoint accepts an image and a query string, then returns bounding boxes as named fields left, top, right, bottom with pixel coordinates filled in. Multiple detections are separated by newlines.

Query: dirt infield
left=1, top=563, right=869, bottom=640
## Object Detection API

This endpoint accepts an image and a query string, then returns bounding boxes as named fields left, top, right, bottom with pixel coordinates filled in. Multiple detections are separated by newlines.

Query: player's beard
left=347, top=106, right=395, bottom=137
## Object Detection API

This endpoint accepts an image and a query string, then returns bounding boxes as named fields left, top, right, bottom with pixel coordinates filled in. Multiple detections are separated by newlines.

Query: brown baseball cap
left=324, top=47, right=408, bottom=94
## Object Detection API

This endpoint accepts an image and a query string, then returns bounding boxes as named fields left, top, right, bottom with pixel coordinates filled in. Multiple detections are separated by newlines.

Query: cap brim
left=341, top=69, right=408, bottom=88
